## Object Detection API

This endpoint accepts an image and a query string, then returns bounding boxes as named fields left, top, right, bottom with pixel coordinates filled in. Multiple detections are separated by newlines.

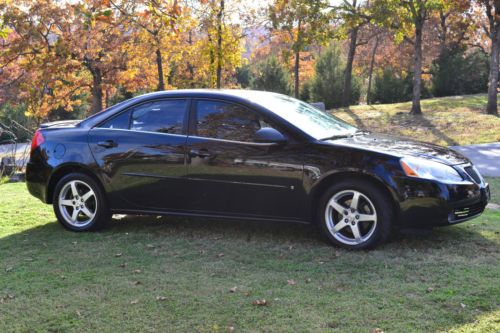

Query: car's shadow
left=102, top=213, right=495, bottom=253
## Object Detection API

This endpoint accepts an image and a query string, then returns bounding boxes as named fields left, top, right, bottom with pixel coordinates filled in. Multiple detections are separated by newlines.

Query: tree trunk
left=487, top=26, right=500, bottom=115
left=411, top=22, right=423, bottom=115
left=91, top=67, right=103, bottom=114
left=187, top=30, right=195, bottom=87
left=294, top=47, right=300, bottom=98
left=156, top=48, right=165, bottom=91
left=341, top=26, right=359, bottom=107
left=216, top=0, right=224, bottom=89
left=367, top=36, right=379, bottom=105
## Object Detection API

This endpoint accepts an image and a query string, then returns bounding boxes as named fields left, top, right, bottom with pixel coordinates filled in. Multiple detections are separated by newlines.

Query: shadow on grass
left=403, top=113, right=460, bottom=146
left=339, top=107, right=366, bottom=129
left=336, top=106, right=460, bottom=146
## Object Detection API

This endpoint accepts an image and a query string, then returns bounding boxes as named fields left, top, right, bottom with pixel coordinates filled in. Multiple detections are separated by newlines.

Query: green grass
left=333, top=94, right=500, bottom=146
left=0, top=182, right=499, bottom=332
left=485, top=177, right=500, bottom=205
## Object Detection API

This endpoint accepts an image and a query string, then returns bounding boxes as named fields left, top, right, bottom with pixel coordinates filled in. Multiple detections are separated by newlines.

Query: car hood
left=325, top=133, right=470, bottom=166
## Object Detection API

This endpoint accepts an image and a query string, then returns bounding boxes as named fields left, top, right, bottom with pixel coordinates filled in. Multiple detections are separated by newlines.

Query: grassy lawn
left=0, top=182, right=499, bottom=332
left=485, top=178, right=500, bottom=206
left=333, top=94, right=500, bottom=146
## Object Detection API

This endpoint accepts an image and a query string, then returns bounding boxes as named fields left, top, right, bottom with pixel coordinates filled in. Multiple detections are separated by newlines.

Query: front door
left=185, top=99, right=305, bottom=220
left=88, top=99, right=190, bottom=211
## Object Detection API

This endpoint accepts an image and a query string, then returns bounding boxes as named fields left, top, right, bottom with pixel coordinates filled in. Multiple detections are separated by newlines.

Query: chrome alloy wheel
left=58, top=180, right=97, bottom=227
left=324, top=190, right=378, bottom=246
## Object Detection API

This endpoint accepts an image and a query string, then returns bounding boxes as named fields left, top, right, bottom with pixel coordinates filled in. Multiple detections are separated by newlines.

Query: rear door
left=88, top=98, right=190, bottom=211
left=184, top=99, right=305, bottom=220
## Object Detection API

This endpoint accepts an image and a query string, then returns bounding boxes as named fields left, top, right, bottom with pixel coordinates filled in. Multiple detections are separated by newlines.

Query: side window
left=131, top=99, right=187, bottom=134
left=195, top=100, right=268, bottom=142
left=100, top=110, right=131, bottom=129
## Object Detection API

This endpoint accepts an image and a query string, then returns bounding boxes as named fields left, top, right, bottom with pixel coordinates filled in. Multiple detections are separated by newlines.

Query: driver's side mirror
left=254, top=128, right=288, bottom=144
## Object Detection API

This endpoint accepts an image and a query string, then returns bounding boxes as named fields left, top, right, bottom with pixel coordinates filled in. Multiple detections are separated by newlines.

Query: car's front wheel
left=53, top=173, right=110, bottom=231
left=318, top=179, right=394, bottom=249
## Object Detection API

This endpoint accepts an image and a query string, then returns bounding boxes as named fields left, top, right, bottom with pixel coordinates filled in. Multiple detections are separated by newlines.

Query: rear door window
left=131, top=100, right=188, bottom=134
left=99, top=99, right=188, bottom=134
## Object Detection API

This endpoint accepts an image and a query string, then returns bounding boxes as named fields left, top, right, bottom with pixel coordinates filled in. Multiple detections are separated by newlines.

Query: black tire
left=317, top=179, right=394, bottom=250
left=53, top=172, right=111, bottom=231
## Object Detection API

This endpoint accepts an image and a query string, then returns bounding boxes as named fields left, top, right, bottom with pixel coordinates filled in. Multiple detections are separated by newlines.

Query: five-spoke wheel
left=318, top=179, right=393, bottom=249
left=58, top=180, right=97, bottom=227
left=325, top=190, right=377, bottom=246
left=53, top=173, right=110, bottom=231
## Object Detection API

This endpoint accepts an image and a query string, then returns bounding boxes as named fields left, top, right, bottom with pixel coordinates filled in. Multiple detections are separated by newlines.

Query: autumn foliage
left=0, top=0, right=496, bottom=123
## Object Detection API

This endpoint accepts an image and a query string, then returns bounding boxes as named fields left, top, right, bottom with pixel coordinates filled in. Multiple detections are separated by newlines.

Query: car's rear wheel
left=53, top=173, right=110, bottom=231
left=318, top=179, right=394, bottom=249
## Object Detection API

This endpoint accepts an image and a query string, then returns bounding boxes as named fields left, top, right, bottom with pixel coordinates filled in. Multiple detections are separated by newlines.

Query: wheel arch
left=46, top=163, right=106, bottom=204
left=309, top=170, right=400, bottom=223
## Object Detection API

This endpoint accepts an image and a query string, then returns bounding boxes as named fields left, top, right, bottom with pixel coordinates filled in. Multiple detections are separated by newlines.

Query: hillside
left=332, top=94, right=500, bottom=146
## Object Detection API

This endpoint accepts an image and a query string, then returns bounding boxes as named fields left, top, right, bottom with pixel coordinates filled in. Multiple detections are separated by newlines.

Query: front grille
left=449, top=202, right=484, bottom=222
left=464, top=166, right=482, bottom=184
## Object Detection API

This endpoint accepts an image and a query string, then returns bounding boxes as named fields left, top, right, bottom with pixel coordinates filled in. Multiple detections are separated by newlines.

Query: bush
left=250, top=56, right=291, bottom=95
left=236, top=64, right=253, bottom=88
left=431, top=48, right=489, bottom=97
left=0, top=103, right=35, bottom=143
left=299, top=79, right=312, bottom=101
left=370, top=68, right=430, bottom=104
left=309, top=44, right=360, bottom=109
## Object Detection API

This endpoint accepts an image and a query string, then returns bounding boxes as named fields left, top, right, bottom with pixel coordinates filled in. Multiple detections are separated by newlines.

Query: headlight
left=400, top=156, right=464, bottom=183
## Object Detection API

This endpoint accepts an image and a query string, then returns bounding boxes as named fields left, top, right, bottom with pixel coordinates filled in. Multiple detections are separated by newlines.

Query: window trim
left=189, top=98, right=287, bottom=143
left=95, top=98, right=192, bottom=136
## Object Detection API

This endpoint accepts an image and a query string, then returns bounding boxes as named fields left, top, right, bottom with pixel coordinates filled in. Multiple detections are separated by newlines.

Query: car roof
left=130, top=89, right=282, bottom=100
left=79, top=89, right=285, bottom=128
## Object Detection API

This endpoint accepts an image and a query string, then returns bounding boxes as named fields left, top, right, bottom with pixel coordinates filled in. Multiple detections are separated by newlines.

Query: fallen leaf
left=287, top=279, right=296, bottom=285
left=132, top=269, right=142, bottom=274
left=60, top=275, right=66, bottom=279
left=244, top=291, right=251, bottom=297
left=118, top=263, right=128, bottom=268
left=156, top=296, right=167, bottom=301
left=115, top=253, right=122, bottom=257
left=229, top=287, right=238, bottom=293
left=372, top=329, right=384, bottom=333
left=460, top=303, right=466, bottom=309
left=130, top=299, right=139, bottom=305
left=252, top=299, right=267, bottom=306
left=5, top=267, right=13, bottom=272
left=146, top=244, right=155, bottom=249
left=426, top=287, right=434, bottom=293
left=327, top=321, right=339, bottom=328
left=217, top=253, right=224, bottom=258
left=305, top=278, right=312, bottom=283
left=132, top=281, right=142, bottom=286
left=75, top=310, right=82, bottom=318
left=24, top=258, right=33, bottom=262
left=227, top=326, right=235, bottom=332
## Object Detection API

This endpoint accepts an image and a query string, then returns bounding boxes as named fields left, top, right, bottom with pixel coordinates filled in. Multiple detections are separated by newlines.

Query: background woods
left=0, top=0, right=498, bottom=138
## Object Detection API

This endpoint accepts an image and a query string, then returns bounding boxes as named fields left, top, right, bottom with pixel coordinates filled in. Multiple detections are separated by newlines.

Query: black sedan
left=26, top=90, right=491, bottom=249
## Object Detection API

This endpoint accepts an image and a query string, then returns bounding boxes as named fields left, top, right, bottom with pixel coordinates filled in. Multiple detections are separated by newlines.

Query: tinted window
left=195, top=100, right=267, bottom=142
left=131, top=100, right=187, bottom=134
left=100, top=110, right=131, bottom=129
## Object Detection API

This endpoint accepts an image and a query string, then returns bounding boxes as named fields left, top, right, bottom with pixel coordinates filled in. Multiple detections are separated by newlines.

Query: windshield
left=257, top=94, right=357, bottom=140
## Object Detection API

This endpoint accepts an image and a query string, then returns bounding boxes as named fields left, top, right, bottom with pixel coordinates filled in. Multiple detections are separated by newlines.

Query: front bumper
left=394, top=166, right=490, bottom=228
